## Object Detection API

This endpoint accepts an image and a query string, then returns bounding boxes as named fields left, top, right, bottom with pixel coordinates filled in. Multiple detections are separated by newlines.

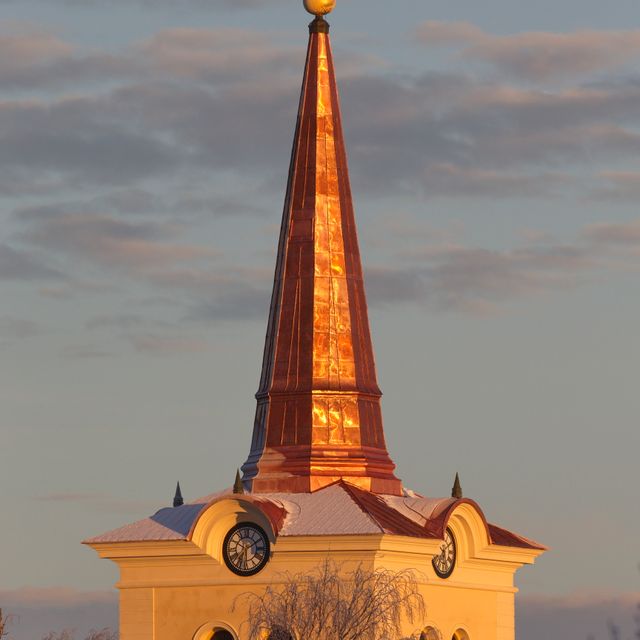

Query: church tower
left=85, top=5, right=545, bottom=639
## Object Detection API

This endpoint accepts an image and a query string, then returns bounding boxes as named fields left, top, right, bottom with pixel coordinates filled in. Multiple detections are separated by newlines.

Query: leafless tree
left=591, top=565, right=640, bottom=640
left=42, top=631, right=75, bottom=640
left=608, top=620, right=622, bottom=640
left=604, top=608, right=640, bottom=640
left=84, top=630, right=118, bottom=640
left=42, top=629, right=117, bottom=640
left=0, top=609, right=14, bottom=639
left=238, top=559, right=425, bottom=640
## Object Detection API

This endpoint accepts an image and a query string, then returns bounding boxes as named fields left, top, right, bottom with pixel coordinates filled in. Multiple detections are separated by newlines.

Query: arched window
left=420, top=626, right=442, bottom=640
left=452, top=630, right=470, bottom=640
left=211, top=631, right=234, bottom=640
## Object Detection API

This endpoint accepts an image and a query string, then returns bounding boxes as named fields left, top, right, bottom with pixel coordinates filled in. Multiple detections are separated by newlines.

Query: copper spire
left=241, top=15, right=402, bottom=496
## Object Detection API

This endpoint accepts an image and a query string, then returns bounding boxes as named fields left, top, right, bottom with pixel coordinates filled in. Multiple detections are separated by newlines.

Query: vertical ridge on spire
left=241, top=17, right=401, bottom=496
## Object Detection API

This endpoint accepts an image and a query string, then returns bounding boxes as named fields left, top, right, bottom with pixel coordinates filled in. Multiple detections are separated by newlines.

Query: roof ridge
left=338, top=481, right=386, bottom=534
left=340, top=482, right=431, bottom=539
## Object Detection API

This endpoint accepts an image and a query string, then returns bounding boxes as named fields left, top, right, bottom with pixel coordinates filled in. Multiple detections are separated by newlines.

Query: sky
left=0, top=0, right=639, bottom=638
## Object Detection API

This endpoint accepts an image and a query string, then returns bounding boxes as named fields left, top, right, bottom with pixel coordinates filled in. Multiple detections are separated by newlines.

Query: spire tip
left=303, top=0, right=336, bottom=16
left=173, top=481, right=184, bottom=508
left=233, top=470, right=245, bottom=494
left=452, top=473, right=463, bottom=499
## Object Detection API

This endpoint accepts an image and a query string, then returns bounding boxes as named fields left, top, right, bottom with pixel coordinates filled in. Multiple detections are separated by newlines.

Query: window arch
left=420, top=626, right=442, bottom=640
left=192, top=622, right=238, bottom=640
left=452, top=630, right=470, bottom=640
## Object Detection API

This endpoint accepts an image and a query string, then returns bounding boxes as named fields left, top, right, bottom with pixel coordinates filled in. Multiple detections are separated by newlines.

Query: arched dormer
left=188, top=495, right=285, bottom=562
left=442, top=501, right=492, bottom=563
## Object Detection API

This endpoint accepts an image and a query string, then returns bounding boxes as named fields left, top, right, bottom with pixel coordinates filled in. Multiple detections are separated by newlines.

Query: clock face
left=432, top=528, right=456, bottom=579
left=223, top=523, right=270, bottom=576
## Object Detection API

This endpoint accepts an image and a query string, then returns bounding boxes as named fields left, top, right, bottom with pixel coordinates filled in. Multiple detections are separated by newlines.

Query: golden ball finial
left=303, top=0, right=336, bottom=16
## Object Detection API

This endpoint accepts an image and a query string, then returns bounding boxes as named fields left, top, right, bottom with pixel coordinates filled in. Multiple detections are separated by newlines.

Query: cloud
left=0, top=28, right=301, bottom=198
left=0, top=97, right=179, bottom=184
left=421, top=164, right=573, bottom=199
left=0, top=315, right=39, bottom=339
left=584, top=219, right=640, bottom=247
left=339, top=72, right=640, bottom=194
left=0, top=24, right=305, bottom=93
left=85, top=313, right=159, bottom=331
left=128, top=333, right=210, bottom=354
left=123, top=224, right=619, bottom=320
left=55, top=215, right=637, bottom=320
left=186, top=287, right=270, bottom=322
left=0, top=587, right=116, bottom=609
left=588, top=171, right=640, bottom=203
left=34, top=492, right=158, bottom=514
left=2, top=25, right=640, bottom=204
left=0, top=243, right=63, bottom=281
left=518, top=592, right=640, bottom=640
left=367, top=243, right=595, bottom=314
left=16, top=187, right=270, bottom=221
left=0, top=0, right=288, bottom=8
left=139, top=28, right=299, bottom=81
left=21, top=211, right=217, bottom=270
left=60, top=344, right=113, bottom=359
left=0, top=26, right=385, bottom=196
left=415, top=21, right=640, bottom=82
left=143, top=265, right=271, bottom=321
left=0, top=25, right=133, bottom=90
left=84, top=315, right=208, bottom=355
left=362, top=217, right=640, bottom=314
left=0, top=26, right=71, bottom=87
left=2, top=21, right=639, bottom=331
left=0, top=588, right=117, bottom=640
left=38, top=280, right=118, bottom=300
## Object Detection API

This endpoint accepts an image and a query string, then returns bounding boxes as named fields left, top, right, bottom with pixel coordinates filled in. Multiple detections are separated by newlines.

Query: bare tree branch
left=41, top=629, right=118, bottom=640
left=0, top=609, right=15, bottom=640
left=237, top=559, right=425, bottom=640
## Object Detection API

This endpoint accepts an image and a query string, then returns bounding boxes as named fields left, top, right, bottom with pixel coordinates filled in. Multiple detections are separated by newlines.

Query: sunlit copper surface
left=241, top=18, right=402, bottom=496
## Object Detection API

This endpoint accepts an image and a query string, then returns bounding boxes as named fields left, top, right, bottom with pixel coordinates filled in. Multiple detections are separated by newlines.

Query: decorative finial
left=233, top=470, right=244, bottom=494
left=173, top=481, right=184, bottom=508
left=452, top=473, right=463, bottom=499
left=303, top=0, right=336, bottom=16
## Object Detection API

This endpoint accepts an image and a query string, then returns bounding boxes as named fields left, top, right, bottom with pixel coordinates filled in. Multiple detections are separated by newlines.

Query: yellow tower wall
left=90, top=499, right=542, bottom=640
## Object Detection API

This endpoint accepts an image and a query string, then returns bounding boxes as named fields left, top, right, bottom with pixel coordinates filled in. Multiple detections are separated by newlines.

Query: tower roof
left=84, top=481, right=547, bottom=553
left=241, top=16, right=401, bottom=495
